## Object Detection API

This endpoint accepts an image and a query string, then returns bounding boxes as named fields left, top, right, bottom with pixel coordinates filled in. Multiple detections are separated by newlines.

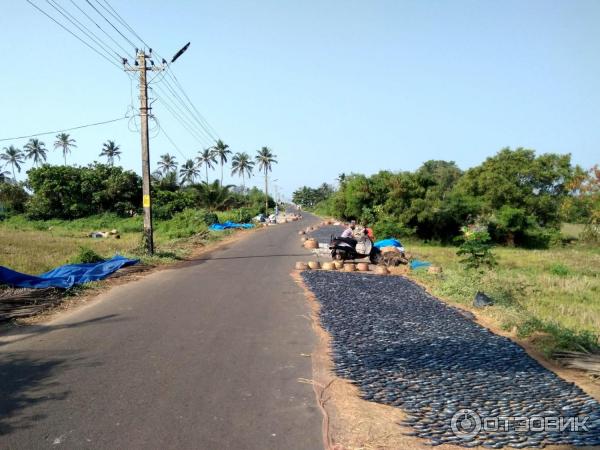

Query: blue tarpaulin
left=410, top=259, right=431, bottom=270
left=209, top=221, right=254, bottom=231
left=374, top=238, right=403, bottom=248
left=0, top=255, right=139, bottom=289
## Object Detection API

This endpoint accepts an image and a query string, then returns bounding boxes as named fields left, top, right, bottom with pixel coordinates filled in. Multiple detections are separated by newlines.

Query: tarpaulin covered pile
left=0, top=255, right=139, bottom=289
left=209, top=221, right=254, bottom=231
left=374, top=238, right=403, bottom=248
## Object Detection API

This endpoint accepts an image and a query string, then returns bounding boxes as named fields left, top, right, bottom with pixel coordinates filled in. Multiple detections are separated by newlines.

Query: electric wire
left=154, top=93, right=212, bottom=148
left=0, top=116, right=130, bottom=142
left=67, top=0, right=134, bottom=58
left=84, top=0, right=138, bottom=49
left=25, top=0, right=122, bottom=70
left=158, top=76, right=215, bottom=142
left=99, top=0, right=151, bottom=49
left=44, top=0, right=122, bottom=61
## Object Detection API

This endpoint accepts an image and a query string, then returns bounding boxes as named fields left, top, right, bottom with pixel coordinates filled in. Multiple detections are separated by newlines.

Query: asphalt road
left=0, top=214, right=323, bottom=449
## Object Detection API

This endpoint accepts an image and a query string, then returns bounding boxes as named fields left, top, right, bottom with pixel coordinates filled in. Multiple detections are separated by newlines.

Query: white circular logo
left=451, top=409, right=481, bottom=439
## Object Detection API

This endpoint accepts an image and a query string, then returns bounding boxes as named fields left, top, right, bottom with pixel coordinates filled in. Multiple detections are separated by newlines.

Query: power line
left=152, top=116, right=189, bottom=162
left=25, top=0, right=122, bottom=70
left=84, top=0, right=137, bottom=49
left=0, top=116, right=129, bottom=142
left=99, top=0, right=151, bottom=49
left=159, top=76, right=215, bottom=142
left=44, top=0, right=122, bottom=61
left=67, top=0, right=134, bottom=58
left=167, top=70, right=220, bottom=140
left=154, top=92, right=212, bottom=148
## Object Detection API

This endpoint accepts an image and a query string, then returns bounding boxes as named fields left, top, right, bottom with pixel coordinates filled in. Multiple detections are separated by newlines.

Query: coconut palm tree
left=157, top=153, right=178, bottom=175
left=1, top=146, right=25, bottom=181
left=99, top=140, right=122, bottom=166
left=211, top=139, right=231, bottom=186
left=54, top=133, right=77, bottom=166
left=23, top=138, right=48, bottom=167
left=230, top=152, right=255, bottom=189
left=179, top=159, right=200, bottom=185
left=196, top=148, right=217, bottom=184
left=194, top=180, right=236, bottom=211
left=255, top=147, right=278, bottom=213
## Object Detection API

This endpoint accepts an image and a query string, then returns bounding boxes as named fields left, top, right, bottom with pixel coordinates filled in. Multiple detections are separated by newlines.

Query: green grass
left=404, top=239, right=600, bottom=355
left=0, top=211, right=241, bottom=274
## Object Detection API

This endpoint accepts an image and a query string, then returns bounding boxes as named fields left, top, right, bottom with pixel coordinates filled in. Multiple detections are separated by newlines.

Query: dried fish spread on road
left=301, top=271, right=600, bottom=448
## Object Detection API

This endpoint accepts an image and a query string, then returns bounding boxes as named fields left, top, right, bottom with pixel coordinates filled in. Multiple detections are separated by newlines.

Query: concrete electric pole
left=125, top=49, right=164, bottom=255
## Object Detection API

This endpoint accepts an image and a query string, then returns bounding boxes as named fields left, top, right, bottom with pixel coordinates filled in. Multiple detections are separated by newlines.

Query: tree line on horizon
left=0, top=135, right=279, bottom=222
left=293, top=147, right=600, bottom=247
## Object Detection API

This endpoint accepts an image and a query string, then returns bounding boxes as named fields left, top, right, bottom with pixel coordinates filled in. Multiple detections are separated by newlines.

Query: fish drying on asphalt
left=301, top=271, right=600, bottom=448
left=307, top=225, right=345, bottom=244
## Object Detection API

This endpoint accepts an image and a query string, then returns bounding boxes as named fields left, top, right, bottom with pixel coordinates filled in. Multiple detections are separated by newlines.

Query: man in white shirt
left=340, top=221, right=356, bottom=238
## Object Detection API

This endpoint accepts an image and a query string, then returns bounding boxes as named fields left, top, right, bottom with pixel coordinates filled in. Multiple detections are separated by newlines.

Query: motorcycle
left=329, top=235, right=382, bottom=264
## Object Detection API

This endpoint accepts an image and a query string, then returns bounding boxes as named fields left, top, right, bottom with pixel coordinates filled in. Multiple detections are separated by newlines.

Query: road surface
left=0, top=215, right=323, bottom=449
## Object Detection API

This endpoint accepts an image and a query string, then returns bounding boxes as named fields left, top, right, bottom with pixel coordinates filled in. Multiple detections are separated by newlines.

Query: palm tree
left=230, top=152, right=255, bottom=189
left=1, top=146, right=25, bottom=181
left=179, top=159, right=200, bottom=185
left=211, top=139, right=231, bottom=186
left=99, top=140, right=122, bottom=166
left=54, top=133, right=77, bottom=165
left=196, top=148, right=217, bottom=184
left=255, top=147, right=278, bottom=213
left=23, top=138, right=48, bottom=167
left=157, top=153, right=178, bottom=175
left=194, top=180, right=236, bottom=211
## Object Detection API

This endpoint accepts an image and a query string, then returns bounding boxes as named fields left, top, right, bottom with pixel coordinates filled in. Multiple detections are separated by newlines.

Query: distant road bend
left=0, top=214, right=323, bottom=449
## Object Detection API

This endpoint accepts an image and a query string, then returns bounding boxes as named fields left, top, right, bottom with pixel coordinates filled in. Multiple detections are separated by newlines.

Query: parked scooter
left=329, top=234, right=382, bottom=264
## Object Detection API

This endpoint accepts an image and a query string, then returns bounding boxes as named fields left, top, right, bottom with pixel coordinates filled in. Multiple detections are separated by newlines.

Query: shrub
left=71, top=247, right=104, bottom=264
left=456, top=225, right=497, bottom=271
left=155, top=209, right=211, bottom=239
left=0, top=182, right=29, bottom=214
left=373, top=218, right=413, bottom=240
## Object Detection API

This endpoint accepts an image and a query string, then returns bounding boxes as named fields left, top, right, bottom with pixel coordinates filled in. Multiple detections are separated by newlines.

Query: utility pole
left=124, top=43, right=189, bottom=254
left=125, top=49, right=164, bottom=255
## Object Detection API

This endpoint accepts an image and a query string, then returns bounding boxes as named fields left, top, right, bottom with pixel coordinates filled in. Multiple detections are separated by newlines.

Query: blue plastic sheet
left=374, top=238, right=403, bottom=248
left=0, top=255, right=139, bottom=289
left=209, top=221, right=254, bottom=231
left=410, top=259, right=431, bottom=270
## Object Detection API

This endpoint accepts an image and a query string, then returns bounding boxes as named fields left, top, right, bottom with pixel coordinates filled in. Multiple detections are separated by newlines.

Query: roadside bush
left=153, top=188, right=197, bottom=220
left=373, top=218, right=413, bottom=240
left=456, top=225, right=496, bottom=271
left=0, top=182, right=29, bottom=214
left=155, top=209, right=211, bottom=239
left=70, top=247, right=104, bottom=264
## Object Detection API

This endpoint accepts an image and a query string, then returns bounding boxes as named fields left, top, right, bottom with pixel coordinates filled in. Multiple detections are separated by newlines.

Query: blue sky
left=2, top=0, right=599, bottom=198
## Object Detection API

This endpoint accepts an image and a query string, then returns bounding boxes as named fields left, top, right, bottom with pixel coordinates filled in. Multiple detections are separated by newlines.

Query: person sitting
left=340, top=221, right=356, bottom=239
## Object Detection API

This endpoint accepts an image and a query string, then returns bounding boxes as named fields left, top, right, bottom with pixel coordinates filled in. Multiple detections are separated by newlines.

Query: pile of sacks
left=374, top=238, right=409, bottom=266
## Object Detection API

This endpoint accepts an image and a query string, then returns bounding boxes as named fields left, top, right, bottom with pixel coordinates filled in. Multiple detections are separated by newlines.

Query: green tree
left=230, top=152, right=254, bottom=188
left=99, top=140, right=122, bottom=166
left=1, top=145, right=25, bottom=181
left=26, top=164, right=142, bottom=219
left=255, top=147, right=277, bottom=214
left=179, top=159, right=200, bottom=185
left=54, top=133, right=77, bottom=166
left=211, top=139, right=231, bottom=185
left=193, top=180, right=235, bottom=211
left=196, top=148, right=217, bottom=184
left=0, top=182, right=29, bottom=214
left=455, top=147, right=574, bottom=246
left=157, top=153, right=178, bottom=175
left=23, top=138, right=48, bottom=167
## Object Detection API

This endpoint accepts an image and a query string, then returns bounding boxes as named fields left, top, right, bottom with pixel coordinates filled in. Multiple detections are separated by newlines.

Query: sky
left=1, top=0, right=599, bottom=199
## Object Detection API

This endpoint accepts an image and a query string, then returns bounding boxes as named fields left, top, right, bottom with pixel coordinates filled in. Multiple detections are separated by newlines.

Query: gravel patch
left=302, top=270, right=600, bottom=448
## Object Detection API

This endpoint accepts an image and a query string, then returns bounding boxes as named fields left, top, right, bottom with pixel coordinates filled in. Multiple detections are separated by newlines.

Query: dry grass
left=404, top=241, right=600, bottom=355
